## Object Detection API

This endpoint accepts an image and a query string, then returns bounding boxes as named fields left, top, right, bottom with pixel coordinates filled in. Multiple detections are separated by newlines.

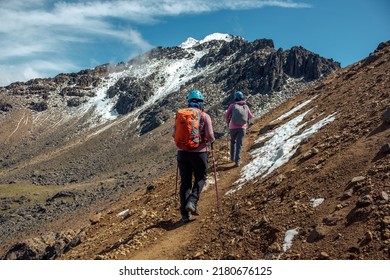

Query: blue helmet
left=187, top=89, right=204, bottom=102
left=234, top=91, right=244, bottom=100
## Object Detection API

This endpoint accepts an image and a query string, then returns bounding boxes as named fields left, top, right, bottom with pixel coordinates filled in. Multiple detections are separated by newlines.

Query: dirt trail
left=126, top=142, right=251, bottom=260
left=129, top=159, right=244, bottom=259
left=60, top=132, right=255, bottom=260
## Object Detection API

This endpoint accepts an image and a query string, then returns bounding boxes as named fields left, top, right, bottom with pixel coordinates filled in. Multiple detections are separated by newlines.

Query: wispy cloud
left=0, top=0, right=310, bottom=86
left=0, top=59, right=77, bottom=87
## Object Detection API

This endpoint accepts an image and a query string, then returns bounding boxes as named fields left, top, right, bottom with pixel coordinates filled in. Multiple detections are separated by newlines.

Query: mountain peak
left=199, top=33, right=234, bottom=43
left=179, top=33, right=235, bottom=49
left=179, top=37, right=198, bottom=49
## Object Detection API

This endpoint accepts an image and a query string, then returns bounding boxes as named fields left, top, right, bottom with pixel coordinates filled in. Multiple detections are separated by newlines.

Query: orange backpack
left=174, top=108, right=203, bottom=150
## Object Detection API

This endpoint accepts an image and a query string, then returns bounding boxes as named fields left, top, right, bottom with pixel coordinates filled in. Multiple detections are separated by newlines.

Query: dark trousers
left=177, top=151, right=208, bottom=216
left=230, top=128, right=246, bottom=164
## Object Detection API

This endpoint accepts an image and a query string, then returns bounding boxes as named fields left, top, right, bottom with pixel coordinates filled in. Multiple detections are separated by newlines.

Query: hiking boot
left=182, top=215, right=190, bottom=224
left=185, top=201, right=200, bottom=216
left=234, top=161, right=240, bottom=167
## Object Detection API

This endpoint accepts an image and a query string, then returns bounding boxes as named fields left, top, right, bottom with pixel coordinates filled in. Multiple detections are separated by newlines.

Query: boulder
left=2, top=230, right=84, bottom=260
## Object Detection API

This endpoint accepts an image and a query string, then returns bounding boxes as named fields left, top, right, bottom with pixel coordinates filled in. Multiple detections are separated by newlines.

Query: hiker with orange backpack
left=224, top=91, right=253, bottom=167
left=173, top=90, right=215, bottom=223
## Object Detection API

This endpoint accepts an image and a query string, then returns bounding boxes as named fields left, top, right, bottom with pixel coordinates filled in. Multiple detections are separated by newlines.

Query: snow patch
left=78, top=71, right=126, bottom=126
left=225, top=185, right=242, bottom=196
left=271, top=96, right=316, bottom=124
left=200, top=33, right=234, bottom=44
left=81, top=47, right=210, bottom=139
left=231, top=99, right=337, bottom=189
left=179, top=37, right=198, bottom=49
left=180, top=33, right=234, bottom=49
left=235, top=109, right=311, bottom=186
left=117, top=209, right=130, bottom=219
left=282, top=228, right=299, bottom=252
left=127, top=48, right=208, bottom=123
left=311, top=198, right=325, bottom=208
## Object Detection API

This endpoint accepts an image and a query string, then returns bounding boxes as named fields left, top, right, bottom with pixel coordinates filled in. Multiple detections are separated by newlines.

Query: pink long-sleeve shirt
left=224, top=100, right=253, bottom=129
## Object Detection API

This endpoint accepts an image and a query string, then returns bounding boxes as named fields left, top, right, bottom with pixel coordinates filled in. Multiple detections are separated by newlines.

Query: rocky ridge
left=1, top=36, right=388, bottom=260
left=0, top=34, right=338, bottom=186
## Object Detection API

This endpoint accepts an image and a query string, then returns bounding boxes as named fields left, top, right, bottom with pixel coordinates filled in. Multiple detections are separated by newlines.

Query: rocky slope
left=1, top=36, right=389, bottom=260
left=0, top=33, right=339, bottom=184
left=0, top=34, right=339, bottom=250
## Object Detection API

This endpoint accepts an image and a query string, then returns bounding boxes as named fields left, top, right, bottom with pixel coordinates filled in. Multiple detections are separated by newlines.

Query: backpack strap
left=199, top=110, right=207, bottom=143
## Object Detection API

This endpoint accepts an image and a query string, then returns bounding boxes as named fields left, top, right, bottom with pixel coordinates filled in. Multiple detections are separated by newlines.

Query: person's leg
left=177, top=151, right=193, bottom=221
left=230, top=129, right=238, bottom=162
left=186, top=152, right=208, bottom=215
left=234, top=129, right=246, bottom=165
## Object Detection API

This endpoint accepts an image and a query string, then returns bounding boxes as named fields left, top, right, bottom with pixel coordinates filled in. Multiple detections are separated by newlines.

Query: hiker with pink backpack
left=224, top=91, right=253, bottom=167
left=173, top=90, right=215, bottom=223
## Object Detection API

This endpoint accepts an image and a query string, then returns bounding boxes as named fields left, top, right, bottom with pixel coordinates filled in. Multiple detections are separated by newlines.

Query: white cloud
left=0, top=66, right=39, bottom=87
left=0, top=59, right=78, bottom=86
left=0, top=0, right=311, bottom=86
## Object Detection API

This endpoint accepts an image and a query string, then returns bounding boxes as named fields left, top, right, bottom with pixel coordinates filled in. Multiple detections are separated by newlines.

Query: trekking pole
left=226, top=123, right=230, bottom=162
left=247, top=123, right=252, bottom=152
left=246, top=95, right=253, bottom=152
left=211, top=142, right=220, bottom=213
left=175, top=163, right=178, bottom=201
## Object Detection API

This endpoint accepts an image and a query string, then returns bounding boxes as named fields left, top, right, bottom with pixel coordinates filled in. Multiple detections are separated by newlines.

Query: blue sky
left=0, top=0, right=388, bottom=87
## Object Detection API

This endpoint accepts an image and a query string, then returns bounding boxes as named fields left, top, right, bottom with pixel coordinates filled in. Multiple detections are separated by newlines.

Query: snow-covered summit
left=179, top=37, right=198, bottom=49
left=179, top=33, right=235, bottom=49
left=200, top=33, right=234, bottom=44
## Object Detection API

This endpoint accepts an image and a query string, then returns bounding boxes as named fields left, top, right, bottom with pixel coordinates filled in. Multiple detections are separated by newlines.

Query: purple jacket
left=224, top=100, right=253, bottom=129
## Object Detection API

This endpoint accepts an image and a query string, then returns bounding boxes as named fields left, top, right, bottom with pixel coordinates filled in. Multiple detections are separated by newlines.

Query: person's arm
left=204, top=114, right=215, bottom=143
left=172, top=114, right=176, bottom=138
left=172, top=125, right=176, bottom=138
left=224, top=104, right=233, bottom=123
left=247, top=106, right=253, bottom=120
